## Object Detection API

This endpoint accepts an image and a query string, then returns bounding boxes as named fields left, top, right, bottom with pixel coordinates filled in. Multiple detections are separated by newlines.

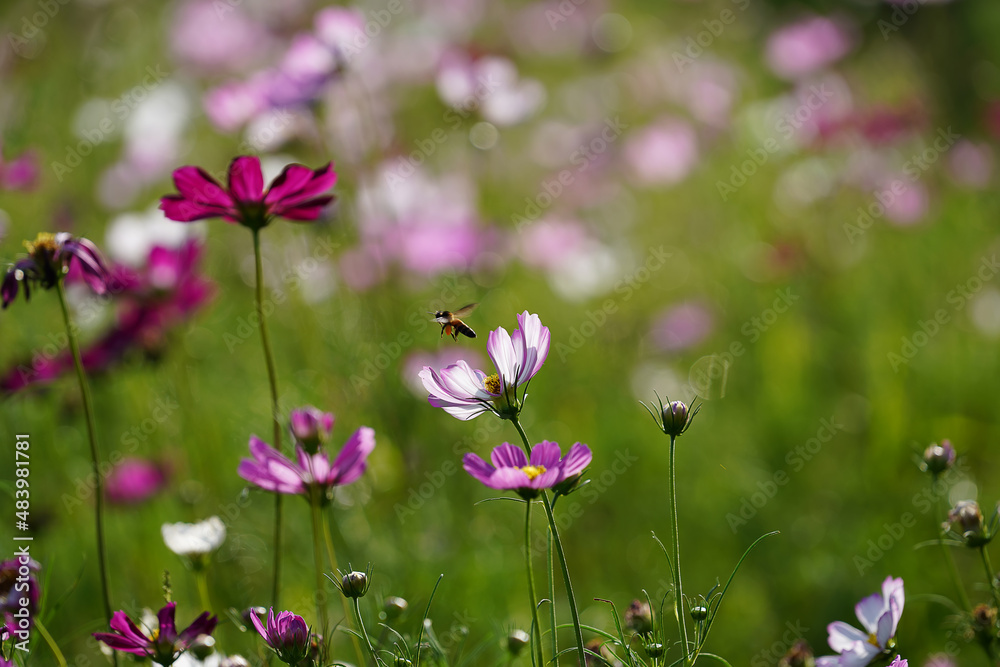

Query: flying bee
left=430, top=303, right=478, bottom=340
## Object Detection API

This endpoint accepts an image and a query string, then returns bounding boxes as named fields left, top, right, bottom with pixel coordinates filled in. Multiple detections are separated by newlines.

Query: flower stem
left=195, top=570, right=212, bottom=613
left=510, top=418, right=586, bottom=667
left=979, top=546, right=1000, bottom=611
left=54, top=280, right=114, bottom=631
left=548, top=532, right=558, bottom=667
left=322, top=512, right=366, bottom=667
left=932, top=475, right=972, bottom=614
left=34, top=618, right=67, bottom=667
left=310, top=493, right=329, bottom=641
left=668, top=434, right=689, bottom=664
left=352, top=597, right=381, bottom=666
left=251, top=229, right=284, bottom=610
left=524, top=501, right=544, bottom=667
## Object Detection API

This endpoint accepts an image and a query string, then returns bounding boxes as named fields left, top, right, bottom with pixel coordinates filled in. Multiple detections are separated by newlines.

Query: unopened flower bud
left=189, top=634, right=216, bottom=660
left=690, top=605, right=708, bottom=622
left=948, top=500, right=990, bottom=546
left=625, top=600, right=653, bottom=634
left=395, top=657, right=413, bottom=667
left=383, top=596, right=408, bottom=621
left=507, top=629, right=530, bottom=656
left=342, top=571, right=369, bottom=598
left=922, top=440, right=956, bottom=475
left=973, top=603, right=997, bottom=630
left=645, top=642, right=665, bottom=658
left=778, top=640, right=815, bottom=667
left=662, top=401, right=690, bottom=436
left=289, top=406, right=334, bottom=454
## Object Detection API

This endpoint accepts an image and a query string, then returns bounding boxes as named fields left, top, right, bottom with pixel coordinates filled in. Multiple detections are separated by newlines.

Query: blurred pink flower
left=170, top=0, right=274, bottom=73
left=106, top=458, right=169, bottom=505
left=624, top=119, right=699, bottom=186
left=0, top=146, right=38, bottom=191
left=436, top=50, right=544, bottom=126
left=948, top=140, right=993, bottom=188
left=765, top=16, right=854, bottom=80
left=518, top=219, right=590, bottom=271
left=880, top=178, right=928, bottom=226
left=651, top=302, right=714, bottom=352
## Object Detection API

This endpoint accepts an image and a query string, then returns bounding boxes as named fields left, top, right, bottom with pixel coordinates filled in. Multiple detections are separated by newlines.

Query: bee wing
left=451, top=303, right=478, bottom=318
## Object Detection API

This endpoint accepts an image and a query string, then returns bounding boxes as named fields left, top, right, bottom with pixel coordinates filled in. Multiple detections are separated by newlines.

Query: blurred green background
left=2, top=0, right=1000, bottom=664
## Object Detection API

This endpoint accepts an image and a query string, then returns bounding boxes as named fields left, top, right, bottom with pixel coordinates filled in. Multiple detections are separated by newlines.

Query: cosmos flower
left=816, top=576, right=904, bottom=667
left=289, top=406, right=335, bottom=453
left=0, top=146, right=38, bottom=191
left=250, top=608, right=310, bottom=666
left=161, top=516, right=226, bottom=559
left=463, top=441, right=592, bottom=500
left=419, top=311, right=550, bottom=421
left=1, top=557, right=39, bottom=640
left=238, top=427, right=375, bottom=500
left=1, top=232, right=109, bottom=309
left=105, top=458, right=169, bottom=505
left=160, top=156, right=336, bottom=230
left=93, top=602, right=217, bottom=666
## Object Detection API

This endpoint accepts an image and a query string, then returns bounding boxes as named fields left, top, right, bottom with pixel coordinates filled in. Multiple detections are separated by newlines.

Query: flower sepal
left=641, top=393, right=700, bottom=438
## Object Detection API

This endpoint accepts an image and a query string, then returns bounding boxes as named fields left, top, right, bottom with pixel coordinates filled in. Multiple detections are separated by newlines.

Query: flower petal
left=172, top=166, right=231, bottom=207
left=463, top=452, right=496, bottom=485
left=560, top=443, right=593, bottom=478
left=529, top=441, right=562, bottom=469
left=491, top=443, right=527, bottom=469
left=157, top=602, right=179, bottom=642
left=265, top=162, right=337, bottom=209
left=329, top=426, right=375, bottom=486
left=854, top=591, right=886, bottom=635
left=228, top=156, right=265, bottom=203
left=827, top=621, right=868, bottom=652
left=487, top=326, right=518, bottom=386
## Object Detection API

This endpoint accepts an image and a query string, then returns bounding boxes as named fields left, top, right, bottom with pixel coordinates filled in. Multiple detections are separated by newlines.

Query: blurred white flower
left=161, top=516, right=226, bottom=557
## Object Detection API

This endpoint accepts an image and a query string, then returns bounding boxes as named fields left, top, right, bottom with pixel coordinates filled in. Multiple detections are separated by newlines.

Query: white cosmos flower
left=161, top=516, right=226, bottom=557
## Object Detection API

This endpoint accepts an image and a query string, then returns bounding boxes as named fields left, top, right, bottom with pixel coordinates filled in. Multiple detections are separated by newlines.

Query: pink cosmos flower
left=93, top=602, right=217, bottom=666
left=160, top=156, right=336, bottom=230
left=419, top=311, right=550, bottom=421
left=106, top=458, right=169, bottom=505
left=2, top=232, right=109, bottom=309
left=463, top=441, right=592, bottom=500
left=238, top=427, right=375, bottom=499
left=0, top=146, right=38, bottom=191
left=289, top=405, right=335, bottom=452
left=1, top=557, right=39, bottom=640
left=250, top=608, right=311, bottom=665
left=816, top=576, right=904, bottom=667
left=765, top=15, right=854, bottom=80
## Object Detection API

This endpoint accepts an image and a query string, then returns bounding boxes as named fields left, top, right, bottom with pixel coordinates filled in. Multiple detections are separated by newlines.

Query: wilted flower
left=463, top=441, right=592, bottom=500
left=1, top=557, right=39, bottom=640
left=93, top=602, right=218, bottom=666
left=419, top=311, right=550, bottom=421
left=238, top=427, right=374, bottom=501
left=160, top=156, right=336, bottom=230
left=816, top=576, right=904, bottom=667
left=250, top=608, right=311, bottom=666
left=161, top=517, right=226, bottom=566
left=289, top=406, right=334, bottom=454
left=779, top=639, right=815, bottom=667
left=2, top=232, right=109, bottom=309
left=922, top=440, right=956, bottom=475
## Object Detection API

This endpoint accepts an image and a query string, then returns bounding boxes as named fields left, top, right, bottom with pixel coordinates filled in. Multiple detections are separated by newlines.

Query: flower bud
left=506, top=629, right=530, bottom=656
left=395, top=657, right=413, bottom=667
left=973, top=603, right=997, bottom=630
left=662, top=401, right=690, bottom=436
left=690, top=605, right=708, bottom=622
left=645, top=642, right=665, bottom=658
left=290, top=406, right=334, bottom=454
left=189, top=634, right=216, bottom=660
left=947, top=500, right=991, bottom=546
left=341, top=571, right=370, bottom=599
left=383, top=596, right=408, bottom=621
left=922, top=440, right=956, bottom=475
left=625, top=599, right=653, bottom=634
left=778, top=640, right=815, bottom=667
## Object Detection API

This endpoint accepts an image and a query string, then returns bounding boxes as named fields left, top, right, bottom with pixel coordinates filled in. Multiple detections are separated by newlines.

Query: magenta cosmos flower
left=238, top=426, right=375, bottom=500
left=250, top=608, right=311, bottom=665
left=159, top=155, right=336, bottom=230
left=463, top=441, right=592, bottom=500
left=817, top=576, right=904, bottom=667
left=419, top=311, right=550, bottom=421
left=93, top=602, right=217, bottom=666
left=2, top=232, right=109, bottom=309
left=289, top=405, right=335, bottom=453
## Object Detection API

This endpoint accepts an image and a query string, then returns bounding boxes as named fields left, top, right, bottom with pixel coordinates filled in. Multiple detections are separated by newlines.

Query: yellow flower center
left=520, top=465, right=546, bottom=480
left=484, top=373, right=502, bottom=394
left=24, top=232, right=57, bottom=256
left=867, top=633, right=879, bottom=647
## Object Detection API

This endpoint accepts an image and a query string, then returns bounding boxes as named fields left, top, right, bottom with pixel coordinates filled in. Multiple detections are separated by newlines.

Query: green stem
left=933, top=475, right=972, bottom=613
left=251, top=229, right=284, bottom=610
left=54, top=281, right=114, bottom=631
left=34, top=618, right=67, bottom=667
left=511, top=418, right=586, bottom=667
left=524, top=501, right=545, bottom=667
left=352, top=597, right=381, bottom=666
left=979, top=546, right=1000, bottom=611
left=322, top=512, right=366, bottom=667
left=548, top=532, right=558, bottom=666
left=310, top=493, right=329, bottom=640
left=668, top=434, right=689, bottom=664
left=195, top=570, right=212, bottom=613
